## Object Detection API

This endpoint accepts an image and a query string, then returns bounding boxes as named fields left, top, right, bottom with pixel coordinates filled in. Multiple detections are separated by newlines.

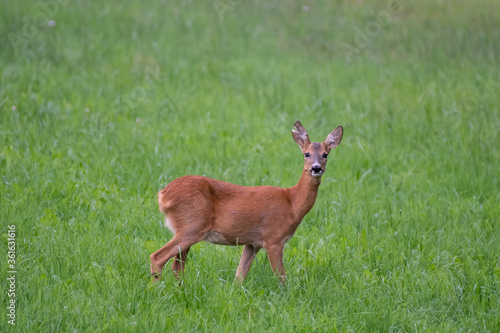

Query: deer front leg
left=235, top=244, right=260, bottom=283
left=265, top=244, right=286, bottom=284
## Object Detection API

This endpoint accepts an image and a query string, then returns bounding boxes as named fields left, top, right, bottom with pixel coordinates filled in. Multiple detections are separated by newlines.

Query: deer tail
left=158, top=189, right=173, bottom=213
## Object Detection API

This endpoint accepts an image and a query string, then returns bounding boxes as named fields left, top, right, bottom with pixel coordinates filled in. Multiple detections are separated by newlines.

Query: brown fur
left=150, top=121, right=343, bottom=283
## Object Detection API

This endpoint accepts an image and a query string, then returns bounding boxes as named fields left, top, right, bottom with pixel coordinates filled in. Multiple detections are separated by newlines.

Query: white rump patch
left=164, top=216, right=176, bottom=234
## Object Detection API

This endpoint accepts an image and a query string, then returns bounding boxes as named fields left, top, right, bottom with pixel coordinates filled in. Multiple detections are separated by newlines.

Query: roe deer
left=151, top=121, right=343, bottom=283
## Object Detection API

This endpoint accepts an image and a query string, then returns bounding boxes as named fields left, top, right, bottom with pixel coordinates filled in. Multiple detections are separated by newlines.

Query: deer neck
left=289, top=169, right=321, bottom=223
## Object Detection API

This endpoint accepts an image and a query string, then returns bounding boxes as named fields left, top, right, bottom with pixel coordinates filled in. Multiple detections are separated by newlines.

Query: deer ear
left=292, top=121, right=310, bottom=148
left=324, top=126, right=343, bottom=152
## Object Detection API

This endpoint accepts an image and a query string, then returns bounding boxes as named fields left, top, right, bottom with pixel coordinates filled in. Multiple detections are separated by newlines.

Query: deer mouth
left=310, top=169, right=323, bottom=177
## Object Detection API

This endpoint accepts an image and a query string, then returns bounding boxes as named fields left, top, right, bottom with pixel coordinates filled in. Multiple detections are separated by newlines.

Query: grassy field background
left=1, top=0, right=499, bottom=331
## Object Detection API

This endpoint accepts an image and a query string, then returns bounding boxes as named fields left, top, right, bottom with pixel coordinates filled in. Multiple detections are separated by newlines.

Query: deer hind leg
left=150, top=234, right=204, bottom=281
left=235, top=244, right=260, bottom=283
left=171, top=246, right=191, bottom=277
left=265, top=244, right=286, bottom=284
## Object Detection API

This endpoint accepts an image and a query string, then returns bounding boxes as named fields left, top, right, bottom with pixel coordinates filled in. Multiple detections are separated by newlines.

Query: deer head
left=292, top=121, right=343, bottom=178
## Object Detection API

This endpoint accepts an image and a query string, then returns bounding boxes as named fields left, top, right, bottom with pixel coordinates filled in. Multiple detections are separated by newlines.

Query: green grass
left=1, top=0, right=499, bottom=331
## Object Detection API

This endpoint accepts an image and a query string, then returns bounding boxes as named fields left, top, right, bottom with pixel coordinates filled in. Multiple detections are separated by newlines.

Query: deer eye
left=322, top=153, right=328, bottom=158
left=304, top=153, right=310, bottom=158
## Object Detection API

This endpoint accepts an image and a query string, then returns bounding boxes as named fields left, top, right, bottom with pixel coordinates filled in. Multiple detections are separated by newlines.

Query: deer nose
left=311, top=165, right=322, bottom=173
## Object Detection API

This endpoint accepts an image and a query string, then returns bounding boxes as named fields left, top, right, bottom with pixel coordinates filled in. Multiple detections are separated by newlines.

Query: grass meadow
left=1, top=0, right=499, bottom=331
